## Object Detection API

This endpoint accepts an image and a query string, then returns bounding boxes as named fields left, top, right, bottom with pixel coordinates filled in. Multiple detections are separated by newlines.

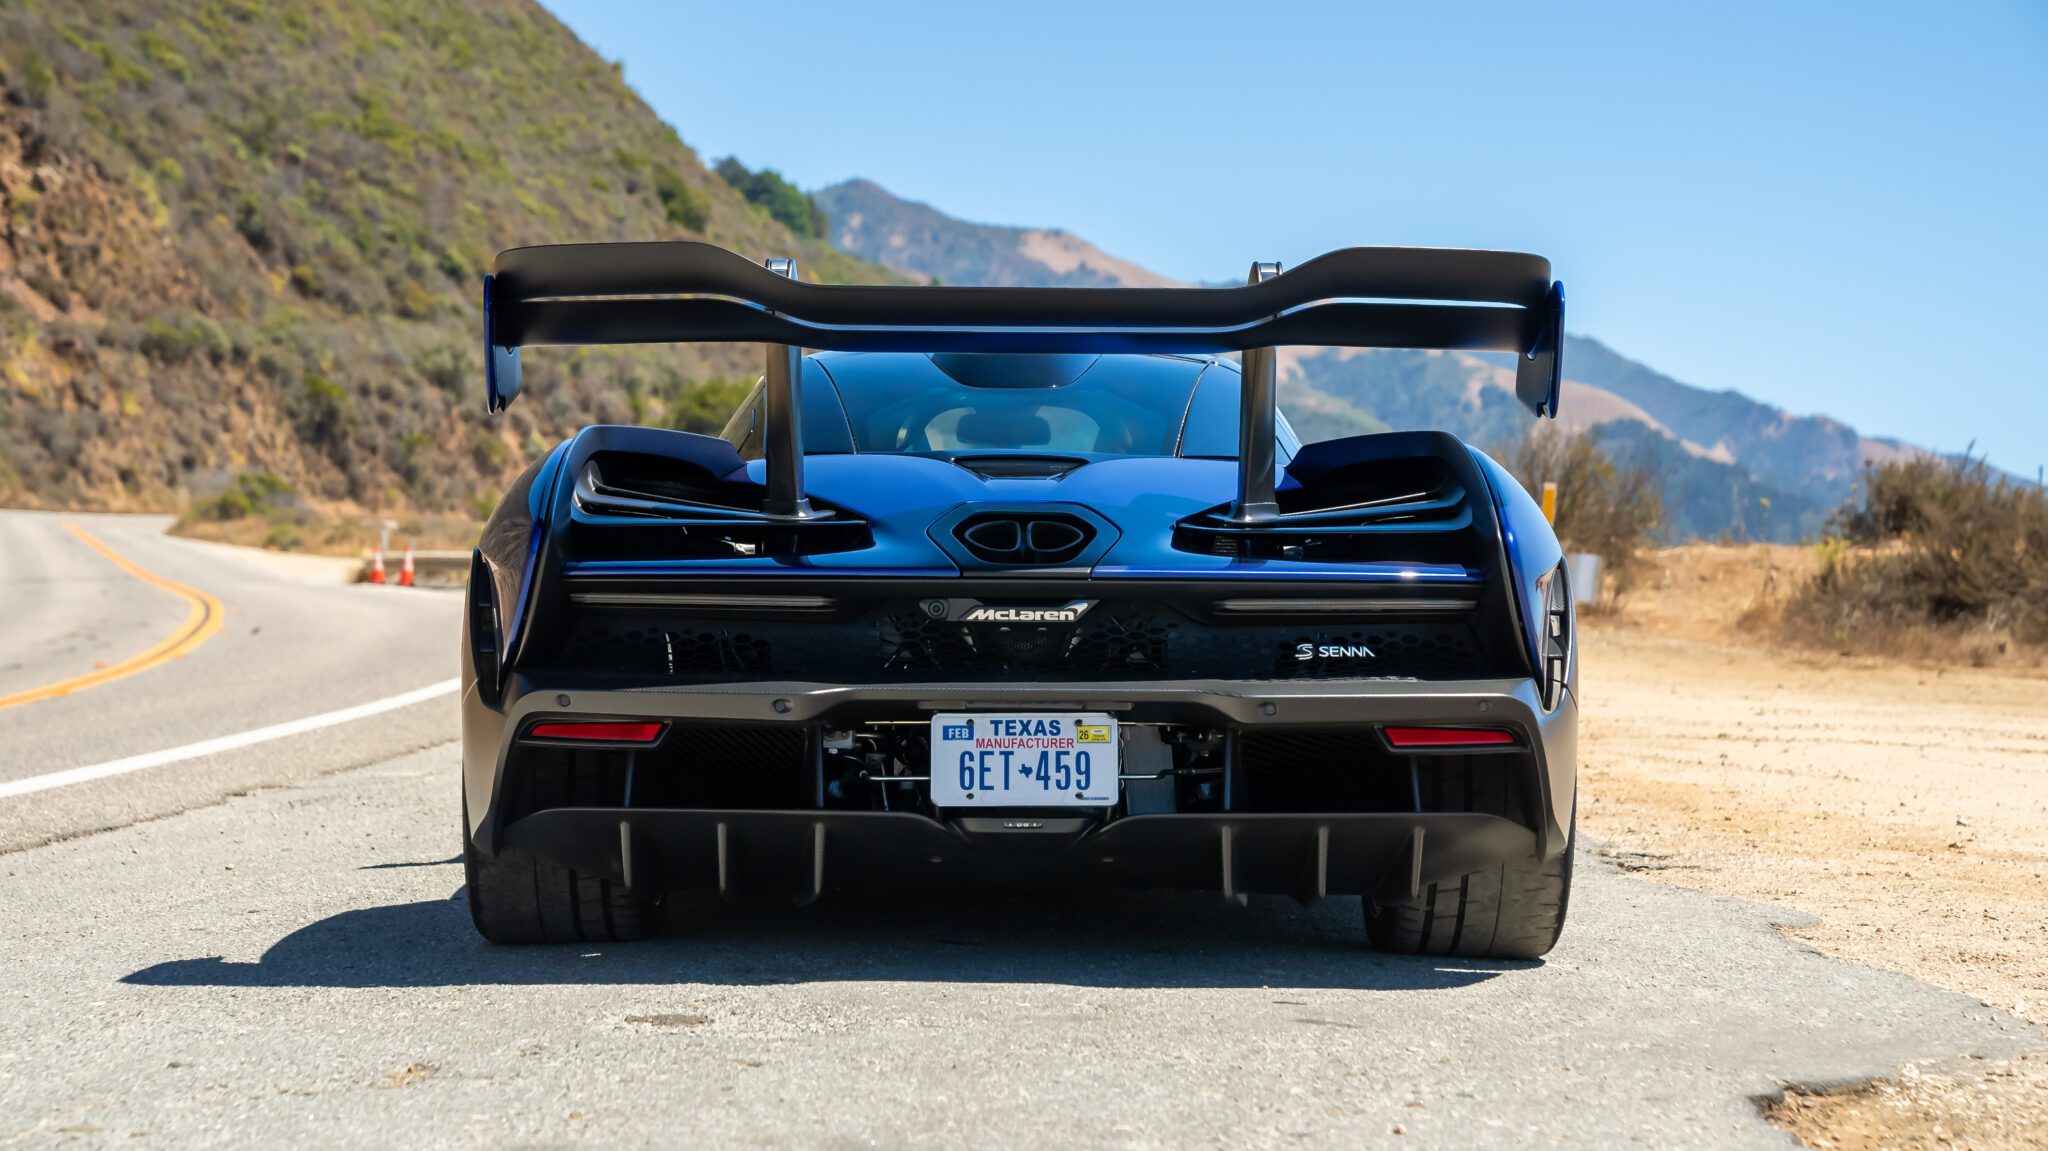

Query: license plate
left=928, top=713, right=1119, bottom=807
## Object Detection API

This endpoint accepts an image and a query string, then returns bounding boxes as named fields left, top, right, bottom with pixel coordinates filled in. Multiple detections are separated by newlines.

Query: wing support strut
left=760, top=257, right=822, bottom=521
left=1228, top=261, right=1283, bottom=524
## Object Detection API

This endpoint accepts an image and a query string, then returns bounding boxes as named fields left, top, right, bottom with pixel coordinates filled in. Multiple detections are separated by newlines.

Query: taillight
left=1538, top=560, right=1572, bottom=709
left=1383, top=726, right=1517, bottom=749
left=525, top=721, right=665, bottom=744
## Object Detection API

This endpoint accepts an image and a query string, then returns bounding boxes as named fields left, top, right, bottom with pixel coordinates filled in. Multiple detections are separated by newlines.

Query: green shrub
left=190, top=471, right=295, bottom=521
left=650, top=166, right=709, bottom=231
left=137, top=29, right=190, bottom=80
left=293, top=373, right=352, bottom=447
left=414, top=341, right=474, bottom=397
left=660, top=377, right=753, bottom=436
left=19, top=49, right=56, bottom=106
left=140, top=313, right=230, bottom=365
left=395, top=277, right=438, bottom=319
left=713, top=157, right=826, bottom=238
left=1492, top=424, right=1664, bottom=589
left=1788, top=454, right=2048, bottom=647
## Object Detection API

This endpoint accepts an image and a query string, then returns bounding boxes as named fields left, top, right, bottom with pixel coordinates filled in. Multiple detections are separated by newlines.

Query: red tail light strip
left=526, top=721, right=665, bottom=743
left=1383, top=726, right=1517, bottom=749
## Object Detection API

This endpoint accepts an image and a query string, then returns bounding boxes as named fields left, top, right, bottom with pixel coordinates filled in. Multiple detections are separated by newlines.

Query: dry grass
left=172, top=507, right=482, bottom=557
left=1602, top=540, right=2047, bottom=671
left=1763, top=1059, right=2048, bottom=1151
left=1491, top=424, right=1663, bottom=595
left=1787, top=456, right=2048, bottom=662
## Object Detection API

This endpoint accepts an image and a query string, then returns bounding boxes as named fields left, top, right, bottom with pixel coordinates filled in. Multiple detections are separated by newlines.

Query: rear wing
left=483, top=241, right=1564, bottom=522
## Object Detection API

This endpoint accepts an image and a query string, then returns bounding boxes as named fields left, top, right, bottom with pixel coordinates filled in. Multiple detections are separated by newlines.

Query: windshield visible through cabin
left=719, top=353, right=1300, bottom=461
left=837, top=358, right=1193, bottom=457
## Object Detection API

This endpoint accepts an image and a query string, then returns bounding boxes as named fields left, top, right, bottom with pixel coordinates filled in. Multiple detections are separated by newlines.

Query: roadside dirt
left=1579, top=545, right=2048, bottom=1148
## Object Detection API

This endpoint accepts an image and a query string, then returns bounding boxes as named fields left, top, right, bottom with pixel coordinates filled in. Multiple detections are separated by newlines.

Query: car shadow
left=122, top=887, right=1536, bottom=991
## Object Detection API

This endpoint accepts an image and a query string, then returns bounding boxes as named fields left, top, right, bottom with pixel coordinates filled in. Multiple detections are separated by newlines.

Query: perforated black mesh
left=559, top=622, right=776, bottom=677
left=1236, top=729, right=1383, bottom=812
left=548, top=601, right=1494, bottom=683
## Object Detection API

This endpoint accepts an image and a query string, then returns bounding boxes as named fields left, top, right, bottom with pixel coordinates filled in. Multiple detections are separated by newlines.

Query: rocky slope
left=0, top=0, right=883, bottom=515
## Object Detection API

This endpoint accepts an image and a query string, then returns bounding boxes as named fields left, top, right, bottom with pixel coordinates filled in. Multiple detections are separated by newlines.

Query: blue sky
left=544, top=1, right=2048, bottom=475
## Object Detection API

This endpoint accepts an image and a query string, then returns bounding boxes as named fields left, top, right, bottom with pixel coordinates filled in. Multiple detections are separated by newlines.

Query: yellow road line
left=0, top=522, right=227, bottom=710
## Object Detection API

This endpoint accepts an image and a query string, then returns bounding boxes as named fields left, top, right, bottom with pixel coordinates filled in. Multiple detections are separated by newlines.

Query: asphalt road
left=0, top=511, right=458, bottom=852
left=0, top=511, right=2038, bottom=1148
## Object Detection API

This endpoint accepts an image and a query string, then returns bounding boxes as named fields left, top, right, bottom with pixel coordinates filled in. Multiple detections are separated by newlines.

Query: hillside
left=809, top=178, right=1918, bottom=541
left=0, top=0, right=884, bottom=516
left=1557, top=335, right=1914, bottom=500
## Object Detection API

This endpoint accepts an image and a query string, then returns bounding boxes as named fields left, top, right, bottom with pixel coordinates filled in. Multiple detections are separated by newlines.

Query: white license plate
left=928, top=713, right=1119, bottom=807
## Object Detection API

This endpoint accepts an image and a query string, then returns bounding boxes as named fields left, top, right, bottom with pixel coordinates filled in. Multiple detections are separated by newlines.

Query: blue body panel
left=558, top=452, right=1486, bottom=584
left=490, top=352, right=1564, bottom=663
left=1469, top=447, right=1564, bottom=669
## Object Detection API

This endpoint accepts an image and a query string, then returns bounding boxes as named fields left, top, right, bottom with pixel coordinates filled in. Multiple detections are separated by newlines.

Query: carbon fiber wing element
left=483, top=242, right=1565, bottom=417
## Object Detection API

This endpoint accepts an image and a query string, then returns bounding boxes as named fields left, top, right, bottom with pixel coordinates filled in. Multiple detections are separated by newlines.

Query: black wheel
left=1366, top=761, right=1573, bottom=960
left=462, top=773, right=651, bottom=945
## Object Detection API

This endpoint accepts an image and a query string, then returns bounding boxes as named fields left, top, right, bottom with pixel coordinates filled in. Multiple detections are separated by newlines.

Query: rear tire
left=1365, top=761, right=1572, bottom=960
left=462, top=770, right=652, bottom=945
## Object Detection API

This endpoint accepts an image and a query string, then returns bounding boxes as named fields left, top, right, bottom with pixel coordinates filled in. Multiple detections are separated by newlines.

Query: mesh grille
left=560, top=622, right=776, bottom=677
left=1236, top=729, right=1383, bottom=812
left=881, top=609, right=1169, bottom=675
left=653, top=725, right=810, bottom=808
left=502, top=724, right=811, bottom=818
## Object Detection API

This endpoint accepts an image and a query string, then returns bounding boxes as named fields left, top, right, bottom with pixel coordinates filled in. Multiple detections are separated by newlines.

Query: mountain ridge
left=811, top=178, right=1933, bottom=539
left=815, top=178, right=1183, bottom=289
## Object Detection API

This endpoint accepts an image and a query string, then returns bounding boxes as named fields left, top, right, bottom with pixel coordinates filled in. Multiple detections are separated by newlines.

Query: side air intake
left=468, top=550, right=502, bottom=703
left=1174, top=431, right=1488, bottom=566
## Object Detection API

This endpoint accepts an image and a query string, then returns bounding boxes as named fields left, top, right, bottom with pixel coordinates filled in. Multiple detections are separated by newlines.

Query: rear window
left=837, top=355, right=1199, bottom=458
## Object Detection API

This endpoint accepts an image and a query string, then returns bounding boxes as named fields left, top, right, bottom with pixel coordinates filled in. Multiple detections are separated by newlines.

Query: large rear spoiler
left=483, top=241, right=1563, bottom=522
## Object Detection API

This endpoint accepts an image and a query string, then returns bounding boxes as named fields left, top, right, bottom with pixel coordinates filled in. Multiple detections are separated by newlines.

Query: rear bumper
left=462, top=671, right=1577, bottom=893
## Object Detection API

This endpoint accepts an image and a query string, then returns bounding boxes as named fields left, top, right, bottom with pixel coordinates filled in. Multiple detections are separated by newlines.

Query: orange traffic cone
left=399, top=543, right=416, bottom=588
left=368, top=546, right=386, bottom=584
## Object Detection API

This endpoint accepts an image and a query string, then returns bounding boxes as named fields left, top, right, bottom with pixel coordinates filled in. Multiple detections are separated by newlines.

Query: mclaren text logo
left=962, top=600, right=1096, bottom=624
left=1295, top=641, right=1376, bottom=661
left=921, top=597, right=1100, bottom=624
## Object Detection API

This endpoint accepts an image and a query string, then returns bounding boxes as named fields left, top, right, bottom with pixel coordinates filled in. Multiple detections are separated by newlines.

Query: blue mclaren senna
left=460, top=242, right=1576, bottom=957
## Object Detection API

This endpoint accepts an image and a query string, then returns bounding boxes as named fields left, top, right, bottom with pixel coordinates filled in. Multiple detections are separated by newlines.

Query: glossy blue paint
left=504, top=439, right=570, bottom=662
left=749, top=453, right=1255, bottom=575
left=488, top=355, right=1529, bottom=596
left=1093, top=564, right=1480, bottom=582
left=563, top=559, right=960, bottom=578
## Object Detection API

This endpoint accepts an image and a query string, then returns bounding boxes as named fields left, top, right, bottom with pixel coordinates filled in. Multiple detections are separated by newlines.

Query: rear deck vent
left=953, top=455, right=1088, bottom=480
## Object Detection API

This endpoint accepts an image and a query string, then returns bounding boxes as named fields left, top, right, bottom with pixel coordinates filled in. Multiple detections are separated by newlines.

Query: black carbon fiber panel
left=550, top=601, right=1492, bottom=683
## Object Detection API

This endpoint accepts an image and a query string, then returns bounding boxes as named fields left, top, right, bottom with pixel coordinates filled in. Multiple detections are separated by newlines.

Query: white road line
left=0, top=679, right=461, bottom=800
